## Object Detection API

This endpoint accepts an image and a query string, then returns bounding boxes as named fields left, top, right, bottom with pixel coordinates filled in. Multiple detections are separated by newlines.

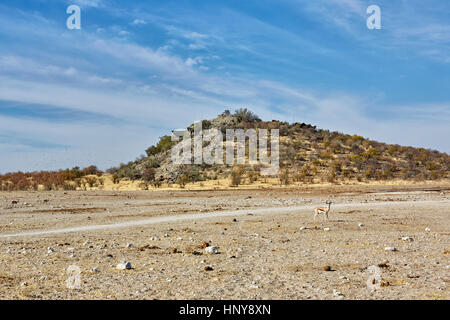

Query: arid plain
left=0, top=183, right=449, bottom=300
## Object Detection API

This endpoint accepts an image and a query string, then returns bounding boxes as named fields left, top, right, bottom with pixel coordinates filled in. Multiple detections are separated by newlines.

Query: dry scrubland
left=2, top=110, right=449, bottom=192
left=0, top=183, right=449, bottom=300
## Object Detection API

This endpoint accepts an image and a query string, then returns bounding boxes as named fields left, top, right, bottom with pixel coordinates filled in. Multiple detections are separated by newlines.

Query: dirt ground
left=0, top=183, right=449, bottom=300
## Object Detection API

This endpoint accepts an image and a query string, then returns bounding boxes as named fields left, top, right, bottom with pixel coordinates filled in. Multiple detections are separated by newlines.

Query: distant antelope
left=314, top=200, right=332, bottom=221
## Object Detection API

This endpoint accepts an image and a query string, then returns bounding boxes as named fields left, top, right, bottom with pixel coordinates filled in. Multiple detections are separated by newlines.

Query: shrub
left=145, top=136, right=176, bottom=157
left=234, top=108, right=261, bottom=123
left=177, top=174, right=190, bottom=188
left=230, top=167, right=244, bottom=186
left=142, top=168, right=156, bottom=182
left=247, top=171, right=258, bottom=183
left=279, top=169, right=290, bottom=185
left=112, top=173, right=120, bottom=184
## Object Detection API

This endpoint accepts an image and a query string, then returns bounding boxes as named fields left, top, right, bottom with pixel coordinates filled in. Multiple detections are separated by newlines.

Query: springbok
left=314, top=200, right=332, bottom=221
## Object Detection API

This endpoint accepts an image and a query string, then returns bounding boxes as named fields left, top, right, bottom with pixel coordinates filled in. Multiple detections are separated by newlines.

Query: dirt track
left=0, top=184, right=449, bottom=299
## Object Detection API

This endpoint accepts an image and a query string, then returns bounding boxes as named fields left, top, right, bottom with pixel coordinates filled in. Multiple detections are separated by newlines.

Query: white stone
left=205, top=246, right=219, bottom=254
left=333, top=289, right=344, bottom=298
left=401, top=236, right=414, bottom=242
left=323, top=227, right=331, bottom=231
left=384, top=247, right=397, bottom=251
left=425, top=228, right=431, bottom=232
left=117, top=261, right=132, bottom=270
left=300, top=226, right=307, bottom=230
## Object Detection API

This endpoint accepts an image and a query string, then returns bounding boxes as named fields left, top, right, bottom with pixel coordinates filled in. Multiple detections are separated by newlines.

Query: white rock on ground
left=117, top=262, right=132, bottom=270
left=323, top=227, right=330, bottom=231
left=425, top=227, right=431, bottom=232
left=300, top=226, right=307, bottom=230
left=205, top=246, right=219, bottom=254
left=384, top=247, right=397, bottom=251
left=401, top=236, right=414, bottom=242
left=333, top=289, right=344, bottom=299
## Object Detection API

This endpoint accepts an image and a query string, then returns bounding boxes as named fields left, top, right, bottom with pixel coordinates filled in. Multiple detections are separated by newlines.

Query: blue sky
left=0, top=0, right=449, bottom=173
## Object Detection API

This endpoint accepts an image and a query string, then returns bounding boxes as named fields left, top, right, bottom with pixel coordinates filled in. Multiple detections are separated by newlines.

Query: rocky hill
left=108, top=109, right=450, bottom=187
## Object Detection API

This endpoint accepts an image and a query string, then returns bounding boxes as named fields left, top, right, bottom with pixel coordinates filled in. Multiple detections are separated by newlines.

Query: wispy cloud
left=0, top=1, right=448, bottom=172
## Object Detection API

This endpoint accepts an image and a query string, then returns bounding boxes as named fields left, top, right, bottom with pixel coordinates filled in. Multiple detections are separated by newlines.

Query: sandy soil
left=0, top=183, right=449, bottom=300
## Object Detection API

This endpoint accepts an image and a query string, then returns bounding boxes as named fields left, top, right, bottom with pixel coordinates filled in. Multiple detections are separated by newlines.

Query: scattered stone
left=425, top=228, right=431, bottom=232
left=384, top=247, right=397, bottom=252
left=150, top=237, right=160, bottom=241
left=205, top=246, right=218, bottom=255
left=47, top=247, right=55, bottom=253
left=204, top=266, right=214, bottom=271
left=358, top=223, right=364, bottom=227
left=20, top=282, right=28, bottom=287
left=300, top=226, right=307, bottom=231
left=323, top=227, right=330, bottom=231
left=323, top=265, right=332, bottom=271
left=126, top=243, right=134, bottom=248
left=117, top=262, right=132, bottom=270
left=401, top=236, right=414, bottom=242
left=91, top=267, right=99, bottom=273
left=333, top=289, right=344, bottom=299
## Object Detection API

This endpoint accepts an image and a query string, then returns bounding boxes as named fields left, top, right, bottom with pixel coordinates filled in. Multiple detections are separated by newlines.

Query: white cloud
left=131, top=19, right=147, bottom=25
